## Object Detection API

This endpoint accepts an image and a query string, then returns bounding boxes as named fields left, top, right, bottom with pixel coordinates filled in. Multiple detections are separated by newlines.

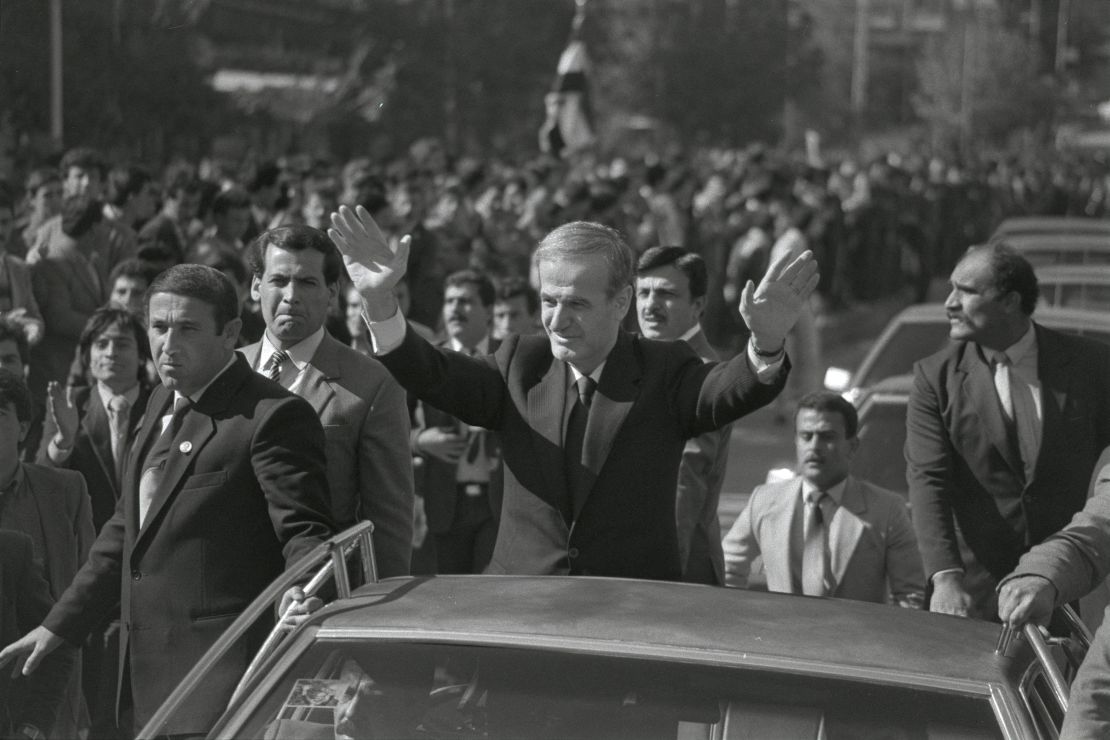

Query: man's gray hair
left=534, top=221, right=633, bottom=299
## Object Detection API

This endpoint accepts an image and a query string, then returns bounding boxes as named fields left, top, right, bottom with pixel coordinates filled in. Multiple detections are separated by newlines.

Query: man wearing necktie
left=240, top=225, right=414, bottom=578
left=723, top=392, right=925, bottom=606
left=0, top=264, right=335, bottom=738
left=330, top=210, right=817, bottom=580
left=907, top=242, right=1110, bottom=619
left=38, top=306, right=151, bottom=739
left=408, top=269, right=502, bottom=575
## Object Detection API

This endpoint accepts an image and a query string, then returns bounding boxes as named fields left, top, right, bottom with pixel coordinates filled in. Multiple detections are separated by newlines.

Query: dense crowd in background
left=5, top=139, right=1110, bottom=362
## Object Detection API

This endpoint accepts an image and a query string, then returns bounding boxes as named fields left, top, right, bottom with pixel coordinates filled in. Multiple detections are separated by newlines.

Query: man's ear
left=250, top=275, right=262, bottom=303
left=613, top=284, right=633, bottom=317
left=221, top=317, right=243, bottom=349
left=17, top=420, right=29, bottom=446
left=692, top=295, right=707, bottom=322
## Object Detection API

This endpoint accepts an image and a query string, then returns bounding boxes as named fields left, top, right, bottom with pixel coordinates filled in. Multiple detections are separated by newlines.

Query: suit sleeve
left=378, top=328, right=509, bottom=430
left=357, top=374, right=415, bottom=578
left=13, top=537, right=77, bottom=735
left=1004, top=461, right=1110, bottom=606
left=905, top=362, right=964, bottom=577
left=676, top=345, right=788, bottom=439
left=722, top=490, right=762, bottom=588
left=882, top=497, right=926, bottom=608
left=253, top=396, right=337, bottom=568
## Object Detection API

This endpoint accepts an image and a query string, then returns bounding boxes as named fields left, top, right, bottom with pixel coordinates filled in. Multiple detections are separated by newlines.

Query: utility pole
left=50, top=0, right=63, bottom=146
left=1055, top=0, right=1071, bottom=75
left=850, top=0, right=871, bottom=134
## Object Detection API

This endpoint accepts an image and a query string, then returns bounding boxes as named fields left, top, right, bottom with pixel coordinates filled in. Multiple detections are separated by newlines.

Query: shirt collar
left=678, top=323, right=702, bottom=343
left=174, top=354, right=237, bottom=407
left=567, top=360, right=606, bottom=387
left=448, top=334, right=490, bottom=355
left=260, top=326, right=326, bottom=372
left=96, top=381, right=141, bottom=410
left=801, top=476, right=847, bottom=505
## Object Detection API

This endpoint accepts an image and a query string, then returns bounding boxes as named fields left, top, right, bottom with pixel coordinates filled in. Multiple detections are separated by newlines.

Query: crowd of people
left=2, top=138, right=1110, bottom=738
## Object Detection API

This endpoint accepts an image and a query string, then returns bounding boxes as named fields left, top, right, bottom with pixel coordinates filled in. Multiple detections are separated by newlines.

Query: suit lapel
left=81, top=390, right=117, bottom=488
left=767, top=480, right=802, bottom=590
left=828, top=477, right=866, bottom=591
left=239, top=341, right=263, bottom=372
left=526, top=353, right=571, bottom=508
left=133, top=359, right=245, bottom=546
left=301, top=336, right=341, bottom=414
left=577, top=333, right=640, bottom=516
left=957, top=346, right=1023, bottom=477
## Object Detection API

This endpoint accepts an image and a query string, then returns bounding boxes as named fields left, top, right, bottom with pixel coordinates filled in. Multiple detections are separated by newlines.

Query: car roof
left=1036, top=264, right=1110, bottom=283
left=311, top=576, right=1025, bottom=692
left=1002, top=232, right=1110, bottom=251
left=885, top=302, right=1110, bottom=333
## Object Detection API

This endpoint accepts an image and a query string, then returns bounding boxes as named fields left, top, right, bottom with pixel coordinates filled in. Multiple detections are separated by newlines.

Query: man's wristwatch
left=751, top=340, right=784, bottom=358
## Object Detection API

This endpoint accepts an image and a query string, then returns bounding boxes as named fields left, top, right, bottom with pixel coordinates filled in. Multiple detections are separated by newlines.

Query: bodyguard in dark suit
left=0, top=530, right=75, bottom=740
left=329, top=209, right=818, bottom=581
left=907, top=243, right=1110, bottom=618
left=0, top=264, right=336, bottom=736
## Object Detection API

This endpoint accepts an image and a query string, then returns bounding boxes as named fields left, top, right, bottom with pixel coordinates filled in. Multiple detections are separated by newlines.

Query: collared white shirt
left=257, top=326, right=326, bottom=394
left=97, top=381, right=141, bottom=460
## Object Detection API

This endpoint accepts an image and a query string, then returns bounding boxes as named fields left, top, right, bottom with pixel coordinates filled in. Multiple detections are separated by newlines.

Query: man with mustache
left=906, top=243, right=1110, bottom=619
left=241, top=225, right=414, bottom=578
left=723, top=391, right=924, bottom=605
left=634, top=246, right=729, bottom=584
left=410, top=269, right=501, bottom=574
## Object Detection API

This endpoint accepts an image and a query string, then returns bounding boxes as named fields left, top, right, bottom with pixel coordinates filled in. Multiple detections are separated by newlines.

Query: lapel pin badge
left=179, top=441, right=193, bottom=454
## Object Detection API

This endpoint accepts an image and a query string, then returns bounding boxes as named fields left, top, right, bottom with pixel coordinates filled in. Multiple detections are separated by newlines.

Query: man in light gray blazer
left=723, top=391, right=924, bottom=606
left=242, top=224, right=414, bottom=577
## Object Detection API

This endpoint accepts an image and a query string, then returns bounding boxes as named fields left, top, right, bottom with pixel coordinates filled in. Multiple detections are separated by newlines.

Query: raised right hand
left=46, top=381, right=79, bottom=447
left=0, top=626, right=64, bottom=678
left=929, top=573, right=974, bottom=618
left=328, top=205, right=411, bottom=321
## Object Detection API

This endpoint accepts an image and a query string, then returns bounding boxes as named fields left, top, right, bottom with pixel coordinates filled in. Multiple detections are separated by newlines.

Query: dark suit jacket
left=240, top=333, right=415, bottom=578
left=379, top=326, right=786, bottom=580
left=37, top=384, right=151, bottom=533
left=0, top=530, right=75, bottom=737
left=675, top=328, right=731, bottom=585
left=41, top=355, right=335, bottom=734
left=412, top=337, right=503, bottom=536
left=906, top=323, right=1110, bottom=582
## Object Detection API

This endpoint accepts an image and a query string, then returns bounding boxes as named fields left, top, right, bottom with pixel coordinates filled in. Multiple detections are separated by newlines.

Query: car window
left=1058, top=284, right=1110, bottom=312
left=226, top=641, right=1003, bottom=739
left=853, top=398, right=910, bottom=497
left=856, top=322, right=951, bottom=388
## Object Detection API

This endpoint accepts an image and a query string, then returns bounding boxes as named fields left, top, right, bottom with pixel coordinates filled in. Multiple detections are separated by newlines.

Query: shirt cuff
left=48, top=438, right=74, bottom=464
left=747, top=340, right=785, bottom=384
left=363, top=307, right=408, bottom=355
left=930, top=567, right=964, bottom=583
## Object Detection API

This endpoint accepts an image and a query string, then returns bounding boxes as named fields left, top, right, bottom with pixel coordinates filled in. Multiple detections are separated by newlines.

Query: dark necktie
left=563, top=375, right=596, bottom=523
left=266, top=349, right=289, bottom=384
left=137, top=396, right=191, bottom=527
left=802, top=490, right=830, bottom=596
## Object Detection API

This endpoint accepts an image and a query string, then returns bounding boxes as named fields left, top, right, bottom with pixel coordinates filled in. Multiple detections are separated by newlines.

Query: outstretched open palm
left=739, top=249, right=820, bottom=350
left=328, top=205, right=411, bottom=319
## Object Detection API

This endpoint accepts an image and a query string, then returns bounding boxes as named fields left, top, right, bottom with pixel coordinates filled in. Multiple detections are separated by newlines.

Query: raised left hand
left=739, top=249, right=819, bottom=352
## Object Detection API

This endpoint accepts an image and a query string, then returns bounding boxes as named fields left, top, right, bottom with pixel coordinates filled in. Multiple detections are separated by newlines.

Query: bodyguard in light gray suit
left=242, top=225, right=414, bottom=577
left=723, top=392, right=924, bottom=607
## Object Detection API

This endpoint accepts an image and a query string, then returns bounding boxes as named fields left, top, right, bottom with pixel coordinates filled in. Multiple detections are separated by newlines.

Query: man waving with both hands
left=329, top=205, right=818, bottom=580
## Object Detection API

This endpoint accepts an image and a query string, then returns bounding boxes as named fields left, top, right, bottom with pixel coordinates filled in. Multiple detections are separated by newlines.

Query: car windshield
left=222, top=640, right=1003, bottom=740
left=856, top=321, right=951, bottom=388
